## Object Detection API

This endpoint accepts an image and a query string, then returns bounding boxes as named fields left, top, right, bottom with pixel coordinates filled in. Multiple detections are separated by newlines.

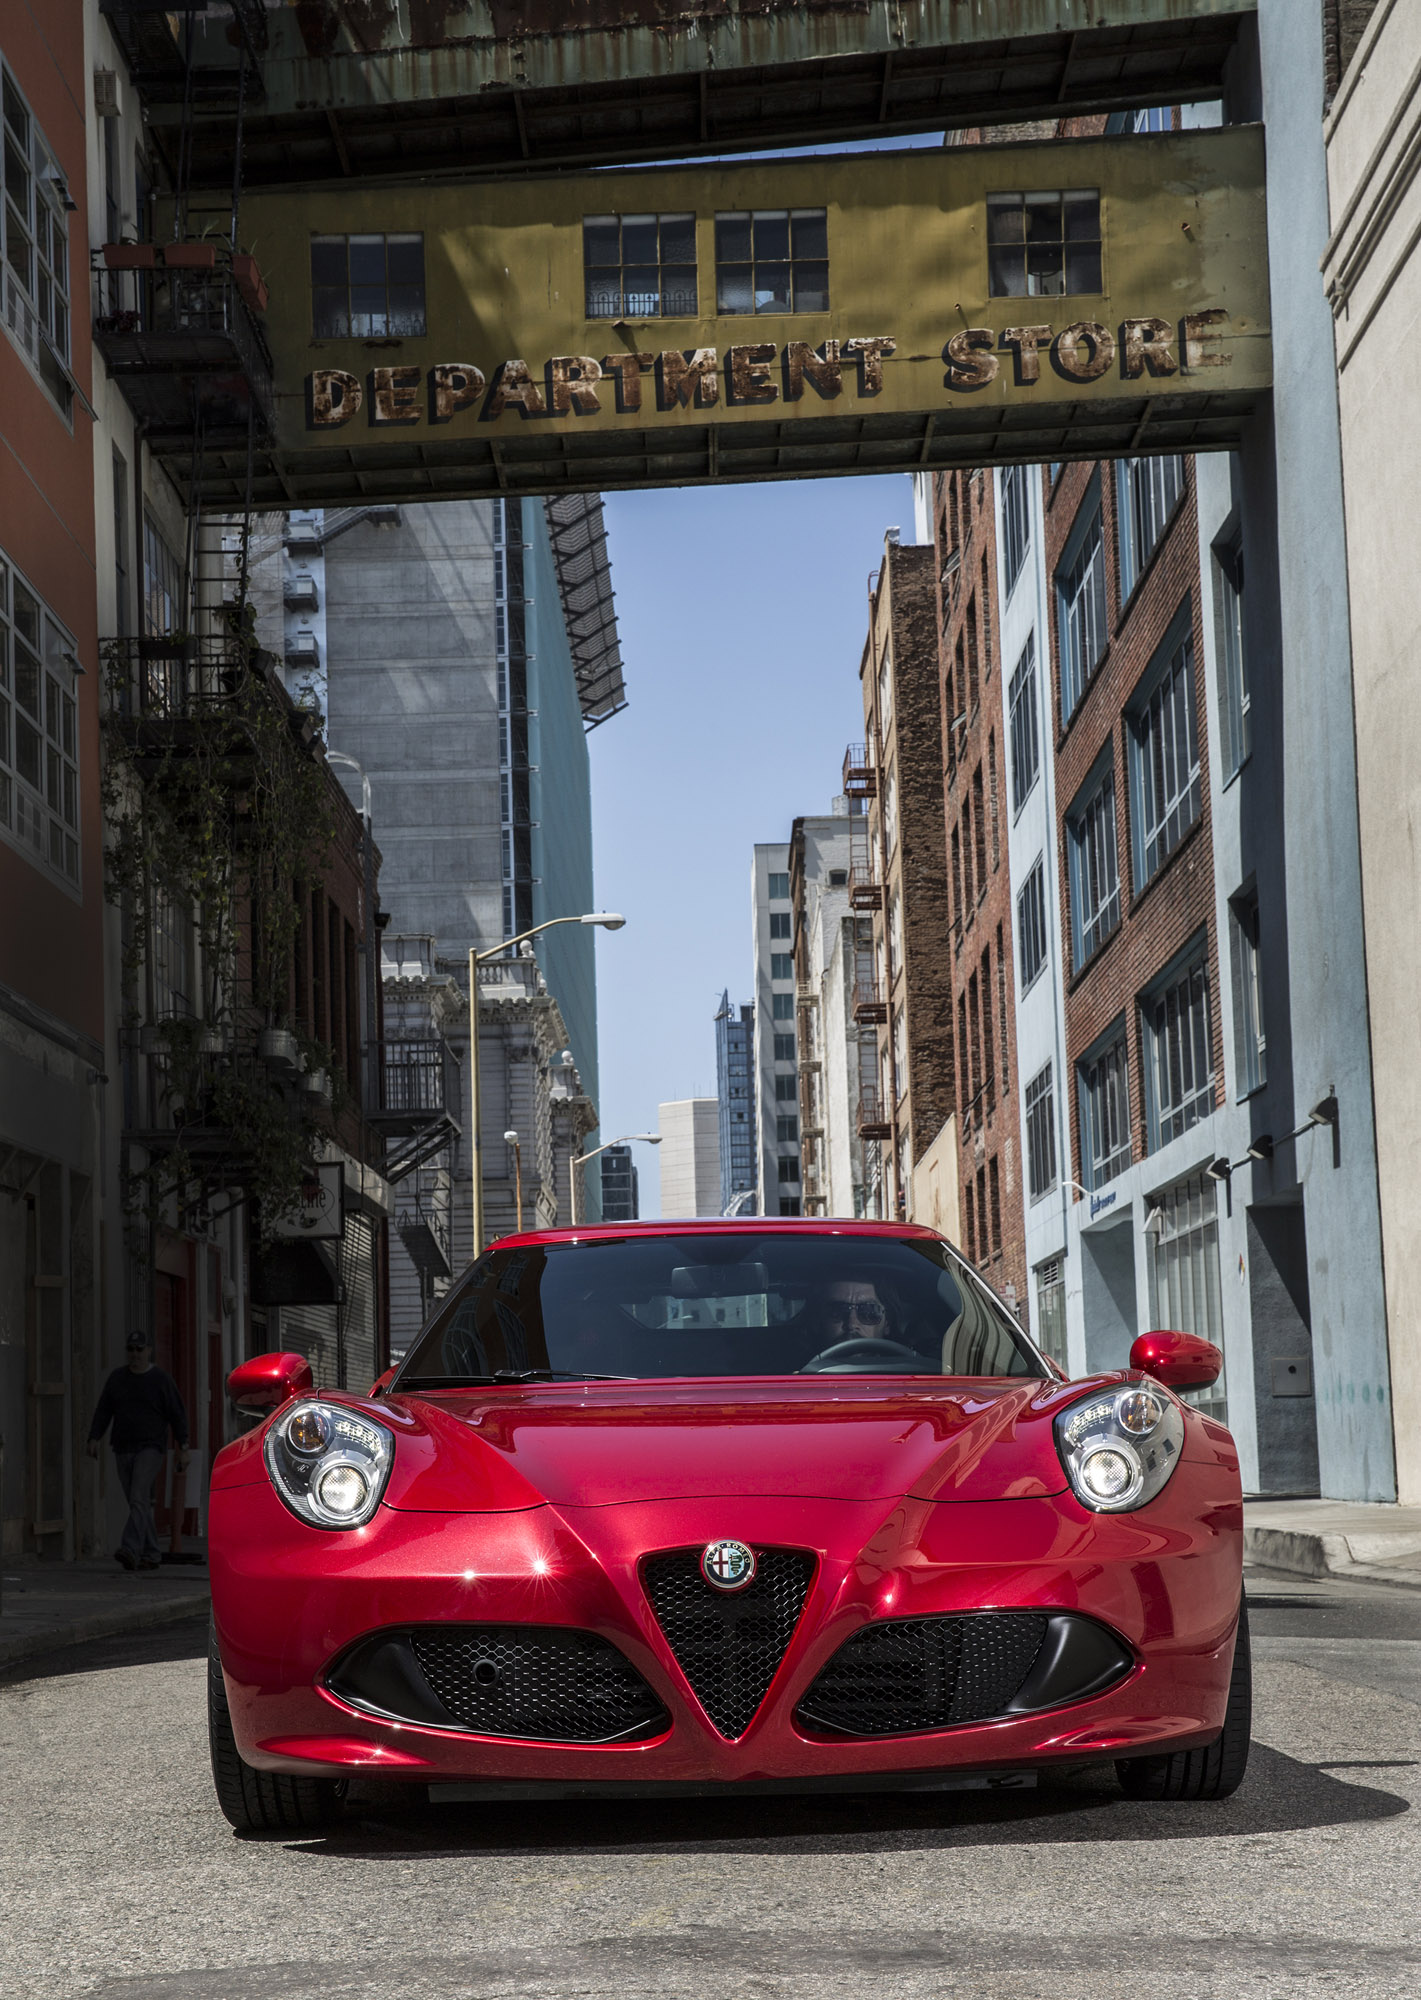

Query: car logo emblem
left=701, top=1539, right=757, bottom=1592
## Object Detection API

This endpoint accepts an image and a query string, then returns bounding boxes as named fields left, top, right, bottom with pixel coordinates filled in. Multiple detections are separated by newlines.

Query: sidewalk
left=1245, top=1498, right=1421, bottom=1587
left=0, top=1556, right=210, bottom=1672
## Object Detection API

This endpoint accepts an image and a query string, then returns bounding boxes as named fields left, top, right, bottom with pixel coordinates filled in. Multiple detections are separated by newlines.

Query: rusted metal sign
left=187, top=126, right=1269, bottom=508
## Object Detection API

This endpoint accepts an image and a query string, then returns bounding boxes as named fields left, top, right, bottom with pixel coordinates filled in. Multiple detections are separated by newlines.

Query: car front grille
left=795, top=1613, right=1049, bottom=1737
left=642, top=1547, right=815, bottom=1740
left=344, top=1625, right=670, bottom=1743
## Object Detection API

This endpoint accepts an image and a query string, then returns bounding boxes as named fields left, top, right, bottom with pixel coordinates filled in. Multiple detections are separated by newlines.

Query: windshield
left=395, top=1232, right=1044, bottom=1386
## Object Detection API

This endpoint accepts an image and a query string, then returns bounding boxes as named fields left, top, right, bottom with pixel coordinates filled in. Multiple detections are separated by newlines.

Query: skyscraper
left=714, top=991, right=757, bottom=1214
left=600, top=1143, right=640, bottom=1221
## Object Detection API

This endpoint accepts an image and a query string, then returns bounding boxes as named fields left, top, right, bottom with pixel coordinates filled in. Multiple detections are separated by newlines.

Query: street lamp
left=569, top=1132, right=662, bottom=1227
left=503, top=1129, right=523, bottom=1232
left=468, top=913, right=624, bottom=1256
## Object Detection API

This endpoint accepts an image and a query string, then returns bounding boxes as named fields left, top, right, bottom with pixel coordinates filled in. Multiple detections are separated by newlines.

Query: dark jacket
left=89, top=1366, right=189, bottom=1455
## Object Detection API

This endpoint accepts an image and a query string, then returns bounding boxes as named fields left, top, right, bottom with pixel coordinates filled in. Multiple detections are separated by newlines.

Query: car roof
left=478, top=1218, right=951, bottom=1249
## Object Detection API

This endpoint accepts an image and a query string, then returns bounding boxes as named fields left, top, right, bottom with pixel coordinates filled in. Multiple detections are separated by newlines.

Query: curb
left=0, top=1589, right=210, bottom=1673
left=1244, top=1523, right=1421, bottom=1591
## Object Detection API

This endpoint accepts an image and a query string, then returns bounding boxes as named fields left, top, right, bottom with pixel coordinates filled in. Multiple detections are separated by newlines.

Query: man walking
left=87, top=1332, right=190, bottom=1571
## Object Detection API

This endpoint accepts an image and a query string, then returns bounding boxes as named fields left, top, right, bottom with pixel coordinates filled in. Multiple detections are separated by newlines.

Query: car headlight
left=264, top=1400, right=393, bottom=1529
left=1054, top=1385, right=1185, bottom=1513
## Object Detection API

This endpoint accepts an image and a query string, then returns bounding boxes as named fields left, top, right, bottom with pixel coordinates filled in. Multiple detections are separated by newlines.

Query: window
left=769, top=910, right=792, bottom=940
left=716, top=209, right=828, bottom=313
left=771, top=992, right=794, bottom=1020
left=988, top=1156, right=1002, bottom=1255
left=1117, top=456, right=1185, bottom=602
left=1143, top=946, right=1213, bottom=1150
left=777, top=1156, right=801, bottom=1184
left=1079, top=1027, right=1131, bottom=1189
left=143, top=511, right=183, bottom=637
left=1057, top=493, right=1108, bottom=720
left=152, top=894, right=193, bottom=1018
left=1000, top=465, right=1031, bottom=596
left=1067, top=760, right=1120, bottom=968
left=1017, top=857, right=1048, bottom=992
left=828, top=867, right=847, bottom=887
left=1008, top=636, right=1039, bottom=813
left=1147, top=1174, right=1227, bottom=1423
left=1229, top=889, right=1266, bottom=1096
left=776, top=1115, right=799, bottom=1142
left=1107, top=107, right=1173, bottom=135
left=583, top=212, right=697, bottom=319
left=1, top=62, right=72, bottom=411
left=779, top=1197, right=802, bottom=1216
left=889, top=886, right=904, bottom=981
left=773, top=1033, right=796, bottom=1061
left=767, top=872, right=789, bottom=900
left=881, top=764, right=898, bottom=855
left=1130, top=625, right=1200, bottom=887
left=311, top=233, right=426, bottom=337
left=893, top=1007, right=908, bottom=1101
left=112, top=450, right=130, bottom=637
left=1215, top=534, right=1250, bottom=781
left=1034, top=1257, right=1067, bottom=1367
left=774, top=1074, right=798, bottom=1101
left=770, top=953, right=794, bottom=981
left=1025, top=1063, right=1057, bottom=1201
left=986, top=189, right=1101, bottom=298
left=0, top=554, right=80, bottom=888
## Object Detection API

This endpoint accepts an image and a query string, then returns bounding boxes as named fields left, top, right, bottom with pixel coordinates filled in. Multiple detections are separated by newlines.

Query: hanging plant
left=101, top=615, right=346, bottom=1239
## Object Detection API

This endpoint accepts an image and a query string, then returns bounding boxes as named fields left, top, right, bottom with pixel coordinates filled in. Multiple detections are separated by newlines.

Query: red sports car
left=208, top=1220, right=1248, bottom=1831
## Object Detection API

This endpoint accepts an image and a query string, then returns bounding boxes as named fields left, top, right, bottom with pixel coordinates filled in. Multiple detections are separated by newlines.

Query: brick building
left=933, top=468, right=1026, bottom=1315
left=851, top=534, right=956, bottom=1225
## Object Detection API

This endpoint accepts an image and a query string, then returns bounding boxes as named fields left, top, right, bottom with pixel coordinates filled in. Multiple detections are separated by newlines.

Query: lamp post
left=468, top=913, right=625, bottom=1257
left=503, top=1128, right=523, bottom=1232
left=569, top=1132, right=662, bottom=1227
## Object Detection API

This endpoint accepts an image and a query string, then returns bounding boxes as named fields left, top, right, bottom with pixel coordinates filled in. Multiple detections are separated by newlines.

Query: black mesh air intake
left=796, top=1613, right=1048, bottom=1736
left=329, top=1625, right=668, bottom=1744
left=643, top=1547, right=815, bottom=1740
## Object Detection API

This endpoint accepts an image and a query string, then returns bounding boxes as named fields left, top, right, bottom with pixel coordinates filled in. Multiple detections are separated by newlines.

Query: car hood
left=381, top=1377, right=1078, bottom=1510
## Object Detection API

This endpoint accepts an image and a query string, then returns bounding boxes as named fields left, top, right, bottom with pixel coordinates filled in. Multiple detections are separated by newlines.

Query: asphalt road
left=2, top=1575, right=1420, bottom=2000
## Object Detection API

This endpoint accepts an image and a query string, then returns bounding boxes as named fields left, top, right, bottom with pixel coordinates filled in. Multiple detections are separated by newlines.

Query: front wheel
left=208, top=1621, right=345, bottom=1833
left=1116, top=1597, right=1252, bottom=1802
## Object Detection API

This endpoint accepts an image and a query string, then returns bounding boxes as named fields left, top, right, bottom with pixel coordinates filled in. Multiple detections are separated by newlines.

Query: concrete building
left=788, top=809, right=875, bottom=1218
left=750, top=843, right=803, bottom=1214
left=658, top=1100, right=721, bottom=1218
left=851, top=533, right=957, bottom=1223
left=934, top=468, right=1025, bottom=1313
left=1322, top=0, right=1421, bottom=1502
left=251, top=494, right=624, bottom=1344
left=714, top=992, right=757, bottom=1214
left=599, top=1143, right=639, bottom=1222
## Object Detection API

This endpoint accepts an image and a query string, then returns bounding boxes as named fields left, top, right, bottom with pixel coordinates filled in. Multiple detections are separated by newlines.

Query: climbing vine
left=100, top=618, right=349, bottom=1239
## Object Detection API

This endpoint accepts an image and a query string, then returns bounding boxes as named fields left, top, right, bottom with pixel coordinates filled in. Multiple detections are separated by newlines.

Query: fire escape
left=843, top=743, right=891, bottom=1145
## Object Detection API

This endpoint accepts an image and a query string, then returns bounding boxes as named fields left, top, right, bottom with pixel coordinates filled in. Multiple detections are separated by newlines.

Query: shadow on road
left=0, top=1616, right=209, bottom=1686
left=285, top=1744, right=1408, bottom=1859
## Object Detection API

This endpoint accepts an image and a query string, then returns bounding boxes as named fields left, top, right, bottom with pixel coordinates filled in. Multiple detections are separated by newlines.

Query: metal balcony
left=856, top=1086, right=892, bottom=1142
left=91, top=249, right=274, bottom=449
left=852, top=976, right=888, bottom=1026
left=374, top=1038, right=463, bottom=1150
left=103, top=634, right=272, bottom=723
left=842, top=742, right=877, bottom=800
left=284, top=572, right=319, bottom=610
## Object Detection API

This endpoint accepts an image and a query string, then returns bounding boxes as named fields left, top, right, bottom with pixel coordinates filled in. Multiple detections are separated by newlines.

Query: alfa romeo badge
left=700, top=1539, right=757, bottom=1592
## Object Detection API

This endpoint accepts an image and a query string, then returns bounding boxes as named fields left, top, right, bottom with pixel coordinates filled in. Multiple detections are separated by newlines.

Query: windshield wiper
left=493, top=1368, right=638, bottom=1383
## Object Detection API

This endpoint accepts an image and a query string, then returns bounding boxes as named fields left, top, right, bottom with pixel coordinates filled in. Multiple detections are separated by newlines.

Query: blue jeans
left=115, top=1448, right=163, bottom=1563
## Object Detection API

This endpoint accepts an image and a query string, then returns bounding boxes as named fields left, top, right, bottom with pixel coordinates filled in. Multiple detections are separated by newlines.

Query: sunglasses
left=824, top=1298, right=887, bottom=1326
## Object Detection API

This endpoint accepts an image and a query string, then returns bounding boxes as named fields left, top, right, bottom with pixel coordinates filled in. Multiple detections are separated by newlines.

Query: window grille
left=1057, top=503, right=1107, bottom=719
left=1079, top=1030, right=1131, bottom=1189
left=1116, top=456, right=1184, bottom=601
left=715, top=209, right=828, bottom=313
left=1034, top=1257, right=1067, bottom=1368
left=311, top=233, right=426, bottom=337
left=583, top=213, right=697, bottom=319
left=1144, top=951, right=1213, bottom=1149
left=1017, top=857, right=1048, bottom=992
left=986, top=189, right=1102, bottom=297
left=1131, top=631, right=1200, bottom=885
left=1068, top=765, right=1119, bottom=968
left=1025, top=1062, right=1057, bottom=1202
left=1008, top=635, right=1039, bottom=813
left=1147, top=1173, right=1227, bottom=1422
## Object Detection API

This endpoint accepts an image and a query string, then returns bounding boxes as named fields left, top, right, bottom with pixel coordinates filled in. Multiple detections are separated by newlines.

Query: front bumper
left=210, top=1469, right=1241, bottom=1786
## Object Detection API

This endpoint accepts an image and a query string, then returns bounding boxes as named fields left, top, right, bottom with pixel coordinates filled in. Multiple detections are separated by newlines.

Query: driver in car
left=821, top=1279, right=894, bottom=1342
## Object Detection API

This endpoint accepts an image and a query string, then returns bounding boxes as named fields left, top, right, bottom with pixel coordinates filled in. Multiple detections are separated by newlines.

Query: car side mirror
left=1129, top=1329, right=1223, bottom=1389
left=227, top=1351, right=314, bottom=1412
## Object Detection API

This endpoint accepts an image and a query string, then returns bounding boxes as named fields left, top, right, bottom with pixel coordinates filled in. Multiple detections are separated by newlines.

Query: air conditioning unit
left=93, top=69, right=121, bottom=118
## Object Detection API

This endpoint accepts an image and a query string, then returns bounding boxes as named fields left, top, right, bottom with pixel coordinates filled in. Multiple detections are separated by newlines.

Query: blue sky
left=588, top=473, right=916, bottom=1215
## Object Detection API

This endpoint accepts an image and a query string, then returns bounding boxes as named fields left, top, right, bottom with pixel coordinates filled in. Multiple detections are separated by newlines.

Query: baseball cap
left=125, top=1330, right=151, bottom=1352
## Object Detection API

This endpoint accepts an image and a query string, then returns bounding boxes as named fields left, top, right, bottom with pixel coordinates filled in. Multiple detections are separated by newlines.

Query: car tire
left=1116, top=1596, right=1252, bottom=1802
left=208, top=1621, right=345, bottom=1833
